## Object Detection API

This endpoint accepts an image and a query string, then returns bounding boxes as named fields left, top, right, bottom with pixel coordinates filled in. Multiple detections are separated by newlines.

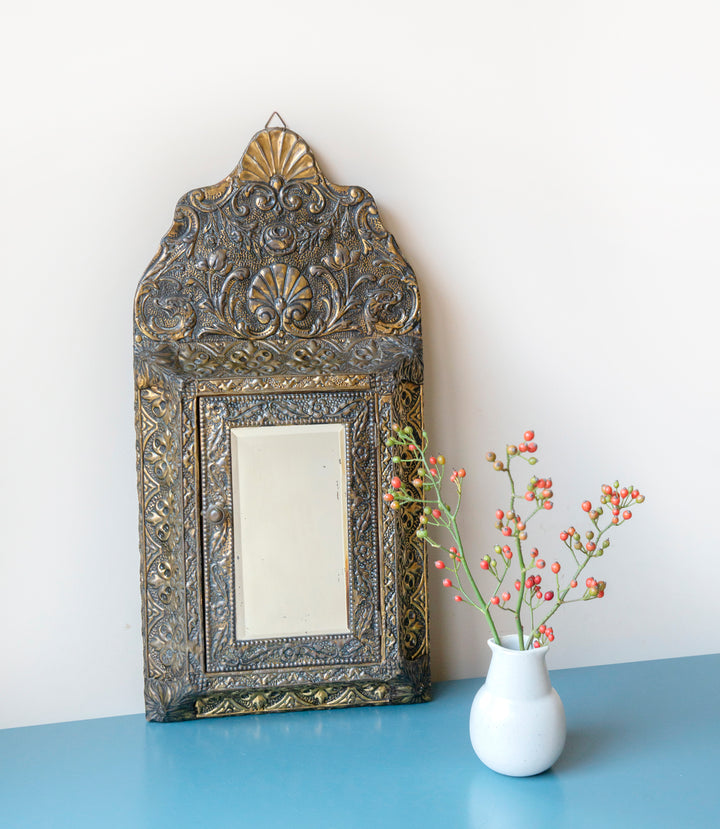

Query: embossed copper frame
left=134, top=125, right=428, bottom=721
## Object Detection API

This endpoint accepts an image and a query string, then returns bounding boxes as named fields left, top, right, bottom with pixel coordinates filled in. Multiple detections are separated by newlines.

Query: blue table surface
left=1, top=654, right=718, bottom=829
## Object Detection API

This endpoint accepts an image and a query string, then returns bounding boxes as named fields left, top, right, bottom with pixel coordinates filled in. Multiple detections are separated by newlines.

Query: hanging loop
left=265, top=111, right=288, bottom=130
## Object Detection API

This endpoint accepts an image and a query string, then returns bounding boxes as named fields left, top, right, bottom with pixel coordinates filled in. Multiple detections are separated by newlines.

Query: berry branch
left=384, top=426, right=645, bottom=650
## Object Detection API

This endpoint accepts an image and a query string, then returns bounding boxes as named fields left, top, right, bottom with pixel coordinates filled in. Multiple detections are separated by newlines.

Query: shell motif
left=248, top=264, right=313, bottom=326
left=236, top=128, right=318, bottom=183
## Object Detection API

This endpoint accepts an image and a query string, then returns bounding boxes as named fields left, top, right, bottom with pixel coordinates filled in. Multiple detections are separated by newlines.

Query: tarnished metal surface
left=134, top=124, right=427, bottom=721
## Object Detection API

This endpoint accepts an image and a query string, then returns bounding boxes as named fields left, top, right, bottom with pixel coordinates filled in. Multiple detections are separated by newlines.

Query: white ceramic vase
left=469, top=633, right=566, bottom=777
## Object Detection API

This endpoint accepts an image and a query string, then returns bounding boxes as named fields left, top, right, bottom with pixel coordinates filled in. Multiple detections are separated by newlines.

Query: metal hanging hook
left=265, top=111, right=288, bottom=130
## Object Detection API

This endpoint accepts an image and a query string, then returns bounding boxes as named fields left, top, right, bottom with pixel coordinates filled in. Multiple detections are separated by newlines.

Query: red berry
left=586, top=542, right=596, bottom=552
left=502, top=527, right=512, bottom=536
left=525, top=578, right=534, bottom=588
left=429, top=457, right=436, bottom=465
left=449, top=546, right=458, bottom=555
left=524, top=430, right=535, bottom=441
left=391, top=477, right=402, bottom=490
left=582, top=501, right=592, bottom=512
left=490, top=596, right=500, bottom=605
left=525, top=491, right=535, bottom=501
left=620, top=488, right=629, bottom=498
left=408, top=444, right=416, bottom=451
left=570, top=580, right=578, bottom=588
left=544, top=591, right=554, bottom=601
left=383, top=493, right=394, bottom=502
left=527, top=442, right=537, bottom=452
left=597, top=590, right=605, bottom=598
left=586, top=577, right=596, bottom=588
left=623, top=510, right=632, bottom=520
left=504, top=549, right=513, bottom=559
left=610, top=495, right=620, bottom=506
left=454, top=595, right=463, bottom=602
left=547, top=633, right=555, bottom=642
left=457, top=469, right=466, bottom=478
left=531, top=548, right=539, bottom=557
left=496, top=509, right=504, bottom=520
left=612, top=517, right=619, bottom=524
left=632, top=489, right=639, bottom=499
left=560, top=531, right=568, bottom=541
left=442, top=578, right=452, bottom=587
left=535, top=589, right=543, bottom=598
left=551, top=561, right=560, bottom=574
left=434, top=560, right=446, bottom=569
left=536, top=559, right=546, bottom=569
left=534, top=641, right=541, bottom=648
left=519, top=443, right=527, bottom=452
left=412, top=478, right=423, bottom=487
left=543, top=501, right=553, bottom=510
left=502, top=592, right=511, bottom=602
left=515, top=580, right=522, bottom=590
left=542, top=489, right=553, bottom=499
left=534, top=575, right=542, bottom=585
left=480, top=560, right=490, bottom=570
left=432, top=509, right=441, bottom=519
left=430, top=469, right=437, bottom=477
left=538, top=624, right=546, bottom=634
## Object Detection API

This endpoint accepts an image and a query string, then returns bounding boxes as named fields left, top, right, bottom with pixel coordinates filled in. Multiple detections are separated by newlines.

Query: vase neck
left=484, top=642, right=552, bottom=699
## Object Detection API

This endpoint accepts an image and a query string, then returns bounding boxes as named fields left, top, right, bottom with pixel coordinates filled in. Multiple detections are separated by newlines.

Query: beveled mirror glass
left=134, top=122, right=427, bottom=721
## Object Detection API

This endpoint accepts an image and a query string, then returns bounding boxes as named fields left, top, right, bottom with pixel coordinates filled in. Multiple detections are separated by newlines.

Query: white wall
left=2, top=0, right=719, bottom=729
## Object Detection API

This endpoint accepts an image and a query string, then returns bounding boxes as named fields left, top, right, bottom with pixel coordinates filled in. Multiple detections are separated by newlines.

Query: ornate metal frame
left=134, top=123, right=428, bottom=721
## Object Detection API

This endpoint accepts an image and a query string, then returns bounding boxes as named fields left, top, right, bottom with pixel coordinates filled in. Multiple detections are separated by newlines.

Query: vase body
left=469, top=634, right=566, bottom=776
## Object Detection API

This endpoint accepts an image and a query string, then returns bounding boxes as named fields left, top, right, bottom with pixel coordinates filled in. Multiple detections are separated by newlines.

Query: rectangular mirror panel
left=231, top=423, right=350, bottom=640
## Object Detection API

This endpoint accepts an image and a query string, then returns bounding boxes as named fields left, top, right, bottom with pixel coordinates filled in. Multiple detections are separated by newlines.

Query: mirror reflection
left=230, top=423, right=350, bottom=640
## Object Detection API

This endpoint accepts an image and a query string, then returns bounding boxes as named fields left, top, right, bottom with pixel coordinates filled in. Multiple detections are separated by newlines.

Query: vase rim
left=488, top=634, right=548, bottom=655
